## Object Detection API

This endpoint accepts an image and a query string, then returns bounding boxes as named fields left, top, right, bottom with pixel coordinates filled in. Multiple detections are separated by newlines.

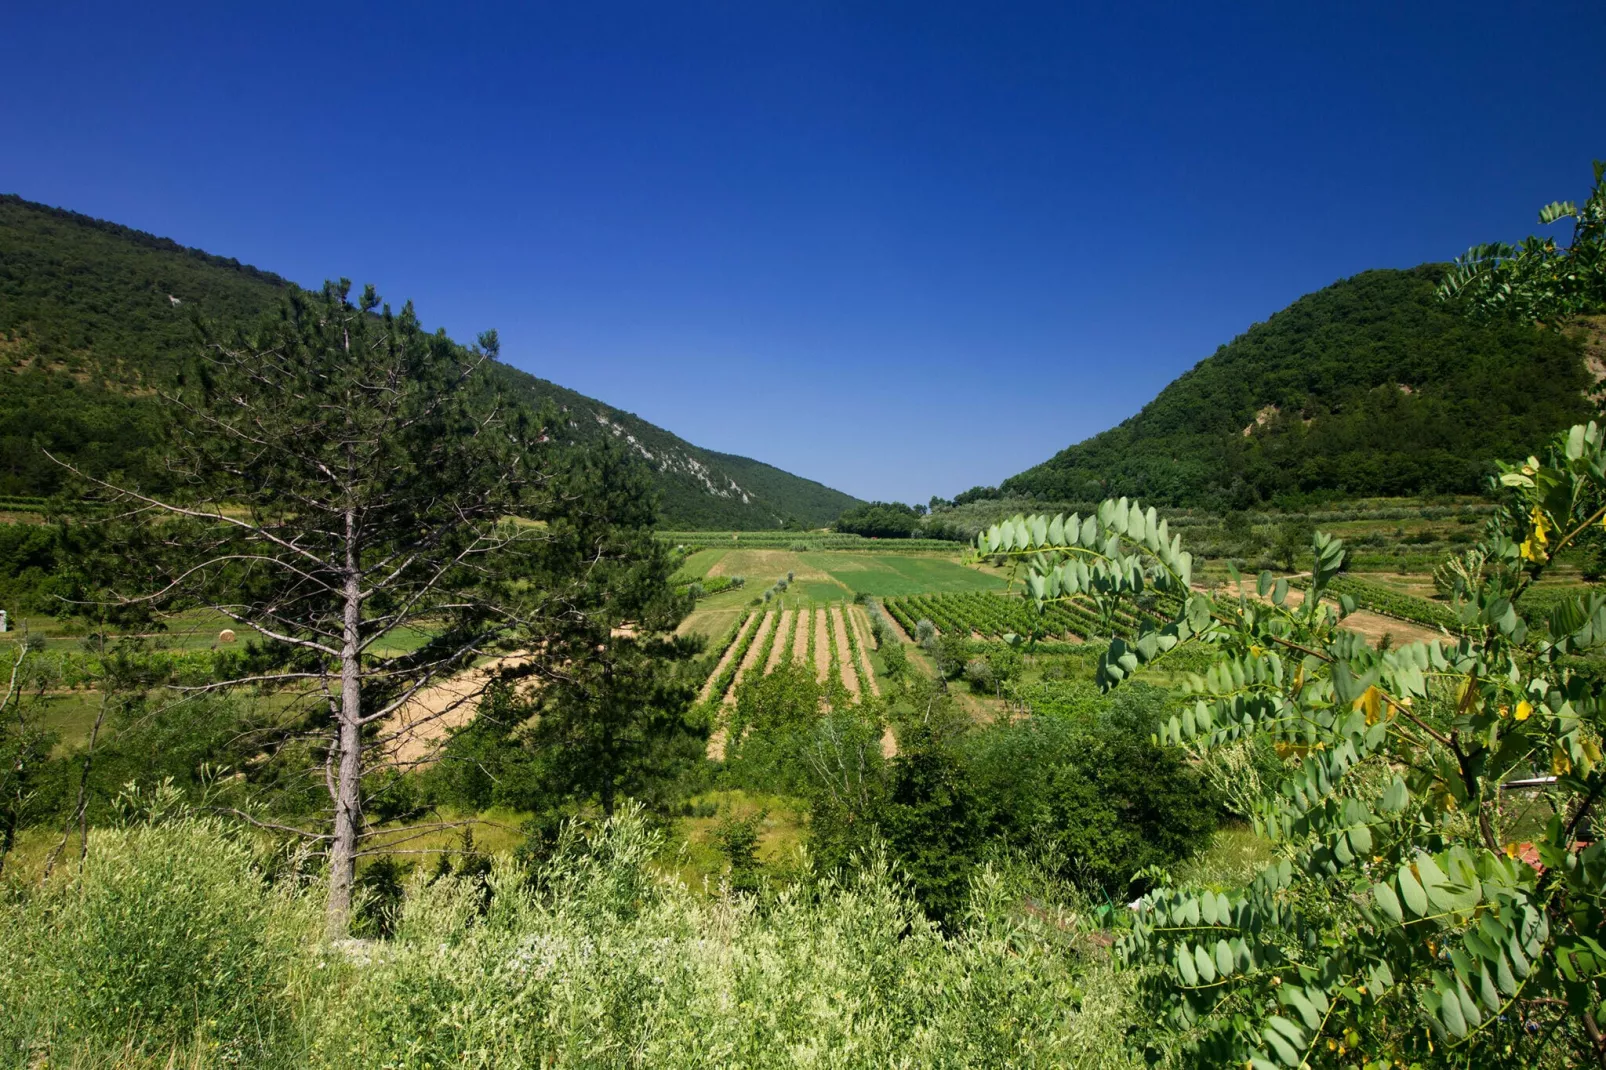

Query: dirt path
left=726, top=611, right=775, bottom=705
left=698, top=612, right=757, bottom=703
left=766, top=609, right=792, bottom=672
left=830, top=606, right=861, bottom=698
left=847, top=605, right=880, bottom=697
left=813, top=609, right=831, bottom=683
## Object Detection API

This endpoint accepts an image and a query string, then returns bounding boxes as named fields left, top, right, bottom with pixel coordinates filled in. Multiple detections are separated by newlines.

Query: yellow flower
left=1497, top=705, right=1510, bottom=719
left=1504, top=842, right=1519, bottom=859
left=1531, top=508, right=1550, bottom=540
left=1521, top=507, right=1552, bottom=562
left=1514, top=700, right=1533, bottom=722
left=1354, top=686, right=1384, bottom=725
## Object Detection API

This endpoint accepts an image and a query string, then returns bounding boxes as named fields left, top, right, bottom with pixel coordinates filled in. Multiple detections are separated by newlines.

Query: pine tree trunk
left=326, top=520, right=364, bottom=939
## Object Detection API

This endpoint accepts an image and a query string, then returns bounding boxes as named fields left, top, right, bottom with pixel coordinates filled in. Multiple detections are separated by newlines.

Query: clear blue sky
left=3, top=3, right=1603, bottom=504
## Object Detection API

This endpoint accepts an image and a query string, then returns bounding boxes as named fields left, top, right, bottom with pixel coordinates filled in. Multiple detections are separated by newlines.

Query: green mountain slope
left=1000, top=266, right=1596, bottom=508
left=0, top=195, right=858, bottom=528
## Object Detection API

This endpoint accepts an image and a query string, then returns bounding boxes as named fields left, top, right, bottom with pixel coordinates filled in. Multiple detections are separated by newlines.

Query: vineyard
left=696, top=601, right=880, bottom=709
left=881, top=590, right=1165, bottom=643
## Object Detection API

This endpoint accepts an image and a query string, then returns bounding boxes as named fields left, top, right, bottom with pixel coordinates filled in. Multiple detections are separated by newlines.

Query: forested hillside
left=999, top=266, right=1596, bottom=507
left=0, top=195, right=857, bottom=528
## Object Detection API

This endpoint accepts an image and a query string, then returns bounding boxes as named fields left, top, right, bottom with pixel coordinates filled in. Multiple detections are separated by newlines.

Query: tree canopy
left=997, top=267, right=1593, bottom=508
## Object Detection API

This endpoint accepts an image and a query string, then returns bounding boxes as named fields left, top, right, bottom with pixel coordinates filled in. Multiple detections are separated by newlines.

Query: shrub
left=308, top=806, right=1136, bottom=1067
left=0, top=811, right=312, bottom=1063
left=967, top=683, right=1220, bottom=897
left=963, top=657, right=996, bottom=692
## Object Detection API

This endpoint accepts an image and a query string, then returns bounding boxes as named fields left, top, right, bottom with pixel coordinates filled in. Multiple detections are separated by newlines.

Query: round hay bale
left=218, top=629, right=237, bottom=644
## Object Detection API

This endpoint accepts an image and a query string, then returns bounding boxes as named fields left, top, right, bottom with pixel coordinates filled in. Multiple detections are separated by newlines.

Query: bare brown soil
left=792, top=611, right=811, bottom=666
left=380, top=655, right=530, bottom=767
left=847, top=605, right=880, bottom=697
left=766, top=610, right=792, bottom=672
left=830, top=606, right=860, bottom=698
left=1219, top=579, right=1444, bottom=648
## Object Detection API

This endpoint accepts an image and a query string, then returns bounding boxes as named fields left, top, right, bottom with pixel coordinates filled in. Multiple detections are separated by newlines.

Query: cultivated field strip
left=698, top=610, right=758, bottom=703
left=765, top=609, right=793, bottom=672
left=792, top=611, right=811, bottom=666
left=829, top=606, right=860, bottom=698
left=883, top=590, right=1164, bottom=643
left=727, top=611, right=776, bottom=704
left=847, top=605, right=880, bottom=697
left=813, top=609, right=831, bottom=683
left=696, top=601, right=886, bottom=711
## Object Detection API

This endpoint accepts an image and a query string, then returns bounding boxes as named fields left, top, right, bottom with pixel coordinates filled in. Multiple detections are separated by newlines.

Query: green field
left=673, top=547, right=1003, bottom=638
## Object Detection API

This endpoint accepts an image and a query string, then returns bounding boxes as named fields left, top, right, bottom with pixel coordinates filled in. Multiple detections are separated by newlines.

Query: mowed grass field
left=674, top=548, right=1003, bottom=638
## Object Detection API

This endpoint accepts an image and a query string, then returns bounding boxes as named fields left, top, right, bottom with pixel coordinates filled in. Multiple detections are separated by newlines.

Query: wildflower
left=1514, top=700, right=1532, bottom=721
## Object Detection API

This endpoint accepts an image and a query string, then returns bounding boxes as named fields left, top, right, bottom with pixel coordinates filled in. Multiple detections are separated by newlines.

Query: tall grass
left=0, top=805, right=1139, bottom=1067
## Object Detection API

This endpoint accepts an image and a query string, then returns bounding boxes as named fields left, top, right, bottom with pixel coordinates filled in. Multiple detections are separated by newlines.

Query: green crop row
left=701, top=609, right=760, bottom=704
left=882, top=591, right=1160, bottom=643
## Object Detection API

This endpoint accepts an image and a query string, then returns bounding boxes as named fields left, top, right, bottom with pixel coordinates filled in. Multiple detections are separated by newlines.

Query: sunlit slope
left=0, top=194, right=858, bottom=528
left=1001, top=266, right=1593, bottom=507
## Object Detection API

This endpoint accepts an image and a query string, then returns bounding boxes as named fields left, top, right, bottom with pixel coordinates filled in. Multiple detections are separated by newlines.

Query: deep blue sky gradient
left=3, top=2, right=1603, bottom=502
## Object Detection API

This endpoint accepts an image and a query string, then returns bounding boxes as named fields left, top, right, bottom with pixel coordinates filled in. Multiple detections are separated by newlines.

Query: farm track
left=813, top=609, right=831, bottom=683
left=698, top=612, right=758, bottom=703
left=766, top=610, right=792, bottom=672
left=830, top=606, right=860, bottom=698
left=847, top=605, right=880, bottom=697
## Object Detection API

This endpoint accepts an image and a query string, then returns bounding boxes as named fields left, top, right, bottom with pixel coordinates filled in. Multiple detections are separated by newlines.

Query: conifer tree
left=56, top=281, right=566, bottom=935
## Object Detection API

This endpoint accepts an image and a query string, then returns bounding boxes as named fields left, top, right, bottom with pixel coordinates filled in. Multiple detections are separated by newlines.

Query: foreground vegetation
left=0, top=799, right=1138, bottom=1068
left=0, top=161, right=1603, bottom=1067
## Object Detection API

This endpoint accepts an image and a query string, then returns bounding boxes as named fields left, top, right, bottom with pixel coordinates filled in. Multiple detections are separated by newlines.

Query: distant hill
left=0, top=195, right=858, bottom=528
left=998, top=267, right=1598, bottom=509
